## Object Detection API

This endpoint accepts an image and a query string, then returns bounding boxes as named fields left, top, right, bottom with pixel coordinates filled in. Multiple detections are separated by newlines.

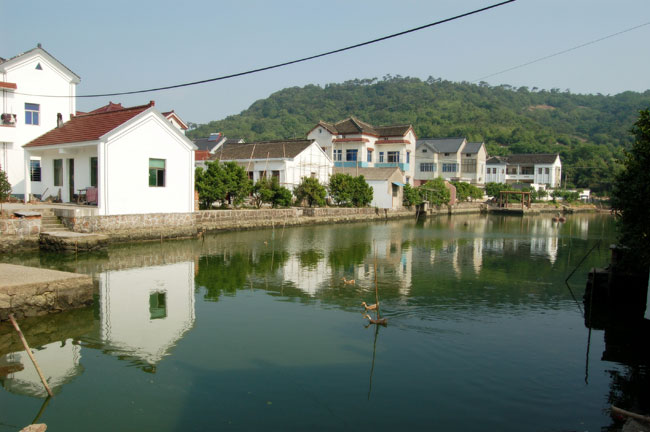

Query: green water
left=0, top=213, right=642, bottom=431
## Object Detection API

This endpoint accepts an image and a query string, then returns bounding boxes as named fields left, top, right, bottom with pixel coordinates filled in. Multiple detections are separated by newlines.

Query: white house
left=414, top=138, right=487, bottom=186
left=23, top=101, right=196, bottom=215
left=0, top=45, right=80, bottom=198
left=209, top=139, right=332, bottom=190
left=333, top=166, right=404, bottom=209
left=486, top=153, right=562, bottom=187
left=307, top=117, right=417, bottom=185
left=97, top=262, right=196, bottom=366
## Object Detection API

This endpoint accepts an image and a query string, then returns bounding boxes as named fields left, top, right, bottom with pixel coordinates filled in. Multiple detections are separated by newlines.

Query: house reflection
left=96, top=261, right=196, bottom=367
left=0, top=339, right=83, bottom=398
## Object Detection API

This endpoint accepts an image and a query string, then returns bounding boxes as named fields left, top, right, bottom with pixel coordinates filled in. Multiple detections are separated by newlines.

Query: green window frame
left=90, top=157, right=98, bottom=187
left=149, top=158, right=165, bottom=187
left=53, top=159, right=63, bottom=186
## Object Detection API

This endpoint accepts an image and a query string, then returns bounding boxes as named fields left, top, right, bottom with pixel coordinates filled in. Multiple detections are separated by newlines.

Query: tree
left=328, top=173, right=353, bottom=206
left=402, top=183, right=422, bottom=207
left=294, top=177, right=326, bottom=207
left=419, top=177, right=450, bottom=206
left=0, top=168, right=11, bottom=213
left=251, top=177, right=275, bottom=208
left=611, top=108, right=650, bottom=268
left=350, top=175, right=373, bottom=207
left=195, top=161, right=251, bottom=209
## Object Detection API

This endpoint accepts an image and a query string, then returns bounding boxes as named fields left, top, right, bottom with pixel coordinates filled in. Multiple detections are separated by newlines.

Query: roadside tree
left=0, top=168, right=11, bottom=213
left=419, top=177, right=450, bottom=206
left=294, top=177, right=326, bottom=207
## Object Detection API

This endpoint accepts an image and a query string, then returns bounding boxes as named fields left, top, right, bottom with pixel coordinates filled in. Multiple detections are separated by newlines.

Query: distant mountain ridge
left=188, top=76, right=650, bottom=191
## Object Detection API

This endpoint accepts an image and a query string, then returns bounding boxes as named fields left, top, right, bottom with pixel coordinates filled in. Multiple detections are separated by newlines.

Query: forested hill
left=188, top=76, right=650, bottom=191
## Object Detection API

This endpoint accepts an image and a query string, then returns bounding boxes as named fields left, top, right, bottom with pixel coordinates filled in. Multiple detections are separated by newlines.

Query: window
left=319, top=128, right=323, bottom=133
left=406, top=177, right=410, bottom=185
left=149, top=158, right=165, bottom=187
left=25, top=103, right=40, bottom=125
left=442, top=163, right=457, bottom=173
left=30, top=160, right=41, bottom=182
left=406, top=152, right=410, bottom=163
left=545, top=168, right=550, bottom=174
left=461, top=159, right=476, bottom=174
left=248, top=171, right=254, bottom=180
left=90, top=157, right=98, bottom=187
left=444, top=153, right=450, bottom=157
left=259, top=170, right=267, bottom=179
left=387, top=151, right=400, bottom=163
left=379, top=152, right=384, bottom=162
left=420, top=163, right=435, bottom=172
left=334, top=149, right=342, bottom=161
left=149, top=292, right=167, bottom=320
left=53, top=159, right=63, bottom=186
left=367, top=150, right=372, bottom=163
left=346, top=149, right=358, bottom=161
left=272, top=170, right=280, bottom=179
left=538, top=168, right=543, bottom=174
left=422, top=149, right=427, bottom=153
left=521, top=167, right=534, bottom=175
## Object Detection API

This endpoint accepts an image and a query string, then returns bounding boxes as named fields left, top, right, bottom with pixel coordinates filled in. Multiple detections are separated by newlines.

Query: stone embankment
left=0, top=264, right=93, bottom=320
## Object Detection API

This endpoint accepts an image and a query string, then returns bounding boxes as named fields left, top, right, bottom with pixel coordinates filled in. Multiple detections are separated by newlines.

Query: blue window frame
left=406, top=152, right=410, bottom=163
left=346, top=149, right=358, bottom=162
left=442, top=163, right=458, bottom=173
left=379, top=152, right=384, bottom=162
left=420, top=163, right=435, bottom=172
left=367, top=150, right=372, bottom=163
left=387, top=151, right=400, bottom=163
left=25, top=103, right=39, bottom=125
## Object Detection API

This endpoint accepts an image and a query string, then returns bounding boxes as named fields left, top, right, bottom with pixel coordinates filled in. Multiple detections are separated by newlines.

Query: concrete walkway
left=0, top=264, right=93, bottom=320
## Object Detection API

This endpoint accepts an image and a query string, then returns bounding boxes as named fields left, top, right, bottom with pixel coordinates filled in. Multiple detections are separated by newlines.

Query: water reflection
left=93, top=261, right=196, bottom=367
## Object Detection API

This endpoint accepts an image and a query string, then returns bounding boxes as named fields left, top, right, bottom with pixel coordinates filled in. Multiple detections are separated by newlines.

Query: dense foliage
left=611, top=108, right=650, bottom=268
left=451, top=181, right=483, bottom=202
left=402, top=183, right=423, bottom=207
left=251, top=177, right=293, bottom=208
left=294, top=177, right=326, bottom=207
left=187, top=76, right=650, bottom=192
left=419, top=178, right=451, bottom=206
left=195, top=161, right=251, bottom=209
left=0, top=168, right=11, bottom=212
left=328, top=173, right=373, bottom=207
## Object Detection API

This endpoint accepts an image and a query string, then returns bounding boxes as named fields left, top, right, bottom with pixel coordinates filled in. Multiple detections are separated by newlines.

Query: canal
left=0, top=213, right=644, bottom=431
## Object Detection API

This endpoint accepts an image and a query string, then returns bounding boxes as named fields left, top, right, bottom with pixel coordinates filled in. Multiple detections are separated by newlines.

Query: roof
left=0, top=45, right=80, bottom=83
left=463, top=142, right=484, bottom=154
left=212, top=139, right=315, bottom=161
left=314, top=117, right=412, bottom=138
left=24, top=102, right=155, bottom=148
left=504, top=154, right=559, bottom=164
left=162, top=110, right=188, bottom=130
left=417, top=138, right=466, bottom=153
left=486, top=156, right=507, bottom=165
left=0, top=82, right=17, bottom=90
left=88, top=102, right=124, bottom=114
left=333, top=166, right=403, bottom=181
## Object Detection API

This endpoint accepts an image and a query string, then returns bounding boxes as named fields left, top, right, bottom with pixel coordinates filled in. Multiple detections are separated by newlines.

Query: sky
left=3, top=0, right=650, bottom=125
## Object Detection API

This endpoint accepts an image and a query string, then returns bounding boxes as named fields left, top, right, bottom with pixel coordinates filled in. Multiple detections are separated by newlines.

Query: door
left=67, top=159, right=74, bottom=202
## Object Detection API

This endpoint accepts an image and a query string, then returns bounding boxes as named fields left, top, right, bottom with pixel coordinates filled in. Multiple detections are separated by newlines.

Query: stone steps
left=40, top=213, right=70, bottom=233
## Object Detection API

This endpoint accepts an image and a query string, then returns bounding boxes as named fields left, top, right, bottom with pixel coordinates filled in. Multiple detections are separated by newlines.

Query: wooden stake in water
left=8, top=315, right=53, bottom=397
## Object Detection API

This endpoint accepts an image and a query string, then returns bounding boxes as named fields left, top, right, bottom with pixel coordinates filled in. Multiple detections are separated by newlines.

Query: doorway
left=67, top=159, right=74, bottom=202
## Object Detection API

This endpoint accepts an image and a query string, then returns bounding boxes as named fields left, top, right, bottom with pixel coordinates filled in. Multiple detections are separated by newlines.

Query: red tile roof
left=88, top=102, right=125, bottom=114
left=0, top=82, right=17, bottom=90
left=24, top=102, right=154, bottom=148
left=195, top=150, right=211, bottom=161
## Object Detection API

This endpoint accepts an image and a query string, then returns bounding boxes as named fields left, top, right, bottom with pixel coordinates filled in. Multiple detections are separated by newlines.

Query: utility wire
left=15, top=0, right=515, bottom=99
left=474, top=21, right=650, bottom=82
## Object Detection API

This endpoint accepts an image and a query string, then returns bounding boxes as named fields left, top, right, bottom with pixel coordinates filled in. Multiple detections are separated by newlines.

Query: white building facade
left=486, top=154, right=562, bottom=187
left=0, top=45, right=79, bottom=197
left=23, top=102, right=196, bottom=215
left=307, top=117, right=416, bottom=185
left=414, top=138, right=487, bottom=186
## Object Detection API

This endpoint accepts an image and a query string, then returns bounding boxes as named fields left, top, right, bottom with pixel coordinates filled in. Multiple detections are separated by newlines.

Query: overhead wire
left=474, top=21, right=650, bottom=82
left=14, top=0, right=516, bottom=99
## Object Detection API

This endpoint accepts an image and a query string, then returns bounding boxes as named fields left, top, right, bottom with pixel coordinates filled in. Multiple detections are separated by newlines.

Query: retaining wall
left=0, top=218, right=41, bottom=237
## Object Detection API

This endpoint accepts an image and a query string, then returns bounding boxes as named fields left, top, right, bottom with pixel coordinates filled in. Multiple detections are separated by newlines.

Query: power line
left=474, top=21, right=650, bottom=82
left=15, top=0, right=516, bottom=99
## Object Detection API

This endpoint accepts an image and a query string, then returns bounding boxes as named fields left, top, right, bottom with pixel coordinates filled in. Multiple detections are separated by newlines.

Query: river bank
left=0, top=202, right=600, bottom=253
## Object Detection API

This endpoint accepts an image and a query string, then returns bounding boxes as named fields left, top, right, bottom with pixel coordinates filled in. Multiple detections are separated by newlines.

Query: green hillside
left=188, top=76, right=650, bottom=191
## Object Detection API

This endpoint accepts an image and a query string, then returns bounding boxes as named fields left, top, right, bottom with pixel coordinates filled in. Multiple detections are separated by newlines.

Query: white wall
left=285, top=143, right=331, bottom=189
left=1, top=48, right=77, bottom=196
left=486, top=164, right=506, bottom=184
left=98, top=262, right=196, bottom=365
left=29, top=145, right=96, bottom=201
left=368, top=179, right=393, bottom=209
left=103, top=113, right=194, bottom=215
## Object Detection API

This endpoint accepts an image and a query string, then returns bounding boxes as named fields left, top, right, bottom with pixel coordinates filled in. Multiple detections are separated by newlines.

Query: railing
left=375, top=162, right=409, bottom=171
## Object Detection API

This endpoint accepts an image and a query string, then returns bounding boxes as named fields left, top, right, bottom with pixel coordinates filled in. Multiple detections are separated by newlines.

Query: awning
left=392, top=181, right=405, bottom=187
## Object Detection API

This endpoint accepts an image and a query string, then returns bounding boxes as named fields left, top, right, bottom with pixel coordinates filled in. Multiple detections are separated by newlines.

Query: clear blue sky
left=3, top=0, right=649, bottom=124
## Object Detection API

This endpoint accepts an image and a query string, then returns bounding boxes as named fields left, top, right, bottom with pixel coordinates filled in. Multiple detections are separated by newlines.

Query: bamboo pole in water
left=8, top=315, right=54, bottom=397
left=611, top=405, right=650, bottom=423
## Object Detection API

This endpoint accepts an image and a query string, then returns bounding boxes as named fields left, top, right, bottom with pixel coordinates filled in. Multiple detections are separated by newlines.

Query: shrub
left=294, top=177, right=326, bottom=207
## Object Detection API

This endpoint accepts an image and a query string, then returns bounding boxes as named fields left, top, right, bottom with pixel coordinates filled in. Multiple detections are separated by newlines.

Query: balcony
left=334, top=161, right=370, bottom=168
left=375, top=162, right=409, bottom=171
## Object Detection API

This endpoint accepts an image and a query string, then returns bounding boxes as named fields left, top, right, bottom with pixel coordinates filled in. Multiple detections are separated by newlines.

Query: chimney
left=149, top=100, right=155, bottom=107
left=56, top=113, right=63, bottom=128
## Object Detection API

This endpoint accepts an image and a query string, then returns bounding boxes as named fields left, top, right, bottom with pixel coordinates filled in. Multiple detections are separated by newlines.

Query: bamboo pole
left=8, top=315, right=54, bottom=397
left=611, top=405, right=650, bottom=424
